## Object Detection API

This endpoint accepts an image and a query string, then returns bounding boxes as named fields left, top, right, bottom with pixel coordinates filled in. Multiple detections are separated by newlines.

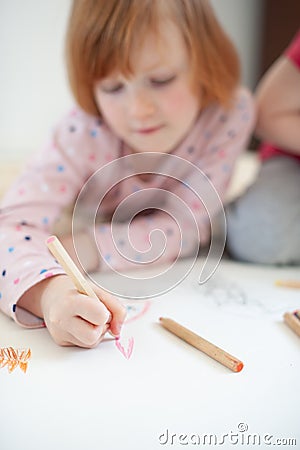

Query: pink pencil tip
left=46, top=236, right=55, bottom=244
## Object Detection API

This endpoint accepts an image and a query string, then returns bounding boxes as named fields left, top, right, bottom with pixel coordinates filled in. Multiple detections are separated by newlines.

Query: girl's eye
left=150, top=75, right=176, bottom=87
left=100, top=83, right=124, bottom=94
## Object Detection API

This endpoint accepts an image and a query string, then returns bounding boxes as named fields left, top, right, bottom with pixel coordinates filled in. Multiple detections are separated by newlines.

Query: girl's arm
left=0, top=109, right=124, bottom=338
left=18, top=274, right=125, bottom=347
left=255, top=56, right=300, bottom=154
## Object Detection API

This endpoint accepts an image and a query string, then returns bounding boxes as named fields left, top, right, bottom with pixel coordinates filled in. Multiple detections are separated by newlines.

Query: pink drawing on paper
left=114, top=301, right=150, bottom=359
left=124, top=300, right=151, bottom=324
left=115, top=337, right=134, bottom=360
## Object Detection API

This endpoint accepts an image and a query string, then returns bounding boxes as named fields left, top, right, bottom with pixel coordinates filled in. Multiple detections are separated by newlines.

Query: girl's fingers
left=92, top=285, right=127, bottom=336
left=72, top=293, right=111, bottom=326
left=67, top=284, right=126, bottom=335
left=66, top=316, right=109, bottom=348
left=58, top=324, right=109, bottom=348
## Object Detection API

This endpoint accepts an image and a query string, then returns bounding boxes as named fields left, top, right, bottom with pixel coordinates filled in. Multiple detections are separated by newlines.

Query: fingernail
left=105, top=312, right=112, bottom=324
left=109, top=321, right=123, bottom=338
left=109, top=330, right=120, bottom=338
left=116, top=321, right=124, bottom=334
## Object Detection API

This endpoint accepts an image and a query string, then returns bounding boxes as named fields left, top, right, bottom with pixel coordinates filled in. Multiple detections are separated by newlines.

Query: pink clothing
left=0, top=87, right=255, bottom=327
left=260, top=29, right=300, bottom=162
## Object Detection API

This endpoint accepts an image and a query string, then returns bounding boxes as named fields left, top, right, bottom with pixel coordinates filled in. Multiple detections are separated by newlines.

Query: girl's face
left=94, top=21, right=200, bottom=153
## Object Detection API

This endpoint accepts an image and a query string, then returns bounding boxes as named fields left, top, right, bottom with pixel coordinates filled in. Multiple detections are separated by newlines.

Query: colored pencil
left=275, top=280, right=300, bottom=289
left=159, top=317, right=244, bottom=372
left=46, top=236, right=111, bottom=323
left=283, top=312, right=300, bottom=337
left=46, top=235, right=100, bottom=298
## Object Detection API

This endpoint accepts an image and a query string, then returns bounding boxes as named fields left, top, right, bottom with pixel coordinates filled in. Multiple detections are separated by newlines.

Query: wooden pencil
left=46, top=235, right=100, bottom=299
left=283, top=312, right=300, bottom=337
left=159, top=317, right=244, bottom=372
left=275, top=280, right=300, bottom=289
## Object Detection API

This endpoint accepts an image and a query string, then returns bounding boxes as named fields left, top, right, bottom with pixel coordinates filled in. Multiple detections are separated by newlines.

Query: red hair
left=65, top=0, right=240, bottom=116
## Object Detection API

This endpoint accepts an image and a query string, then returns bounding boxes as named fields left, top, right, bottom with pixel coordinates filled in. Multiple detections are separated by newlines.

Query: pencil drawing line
left=115, top=337, right=134, bottom=359
left=124, top=301, right=151, bottom=324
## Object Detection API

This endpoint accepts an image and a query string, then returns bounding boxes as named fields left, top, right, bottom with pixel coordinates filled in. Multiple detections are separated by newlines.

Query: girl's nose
left=128, top=89, right=156, bottom=120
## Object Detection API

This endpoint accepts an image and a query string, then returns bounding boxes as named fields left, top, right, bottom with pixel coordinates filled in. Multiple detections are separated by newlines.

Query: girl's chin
left=129, top=141, right=175, bottom=154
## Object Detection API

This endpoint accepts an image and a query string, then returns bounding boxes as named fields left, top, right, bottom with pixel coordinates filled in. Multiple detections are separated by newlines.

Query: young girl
left=0, top=0, right=255, bottom=347
left=227, top=29, right=300, bottom=264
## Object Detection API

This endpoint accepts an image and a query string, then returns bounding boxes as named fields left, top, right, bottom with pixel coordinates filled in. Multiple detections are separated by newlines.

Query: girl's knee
left=226, top=212, right=300, bottom=265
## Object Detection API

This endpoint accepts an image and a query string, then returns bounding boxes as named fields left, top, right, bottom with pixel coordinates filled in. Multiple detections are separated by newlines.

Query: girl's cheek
left=96, top=98, right=121, bottom=125
left=162, top=89, right=198, bottom=113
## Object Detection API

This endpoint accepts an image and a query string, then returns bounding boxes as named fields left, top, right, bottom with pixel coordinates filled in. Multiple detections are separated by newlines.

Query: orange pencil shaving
left=0, top=347, right=31, bottom=373
left=275, top=280, right=300, bottom=289
left=159, top=317, right=244, bottom=372
left=283, top=312, right=300, bottom=337
left=46, top=235, right=111, bottom=322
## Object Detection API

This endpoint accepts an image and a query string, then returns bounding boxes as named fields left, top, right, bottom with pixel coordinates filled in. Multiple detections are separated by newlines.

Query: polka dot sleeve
left=0, top=108, right=119, bottom=327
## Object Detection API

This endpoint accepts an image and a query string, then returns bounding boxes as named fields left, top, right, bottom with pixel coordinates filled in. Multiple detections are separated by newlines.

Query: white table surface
left=0, top=258, right=299, bottom=450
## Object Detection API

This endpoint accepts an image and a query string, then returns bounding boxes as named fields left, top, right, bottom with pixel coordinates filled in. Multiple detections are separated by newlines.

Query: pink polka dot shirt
left=0, top=87, right=255, bottom=327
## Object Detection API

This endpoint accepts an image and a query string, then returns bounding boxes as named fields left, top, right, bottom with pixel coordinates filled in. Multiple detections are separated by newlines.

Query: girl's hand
left=19, top=275, right=127, bottom=347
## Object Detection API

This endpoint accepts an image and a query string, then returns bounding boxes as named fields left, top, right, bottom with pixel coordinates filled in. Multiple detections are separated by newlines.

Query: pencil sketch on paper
left=0, top=347, right=31, bottom=373
left=193, top=276, right=282, bottom=317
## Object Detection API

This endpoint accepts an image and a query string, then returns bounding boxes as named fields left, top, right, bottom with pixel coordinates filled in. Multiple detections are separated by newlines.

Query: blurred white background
left=0, top=0, right=263, bottom=161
